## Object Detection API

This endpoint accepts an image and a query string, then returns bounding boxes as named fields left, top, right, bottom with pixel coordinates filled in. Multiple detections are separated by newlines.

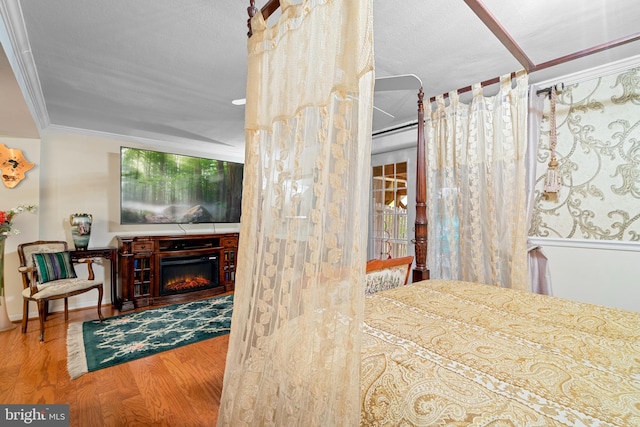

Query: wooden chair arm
left=18, top=266, right=40, bottom=295
left=74, top=258, right=96, bottom=280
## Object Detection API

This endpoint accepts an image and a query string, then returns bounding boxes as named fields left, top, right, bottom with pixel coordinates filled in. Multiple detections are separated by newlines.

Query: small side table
left=70, top=247, right=118, bottom=307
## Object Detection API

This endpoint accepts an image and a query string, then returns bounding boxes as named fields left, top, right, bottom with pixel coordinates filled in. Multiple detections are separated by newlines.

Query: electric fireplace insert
left=159, top=254, right=219, bottom=296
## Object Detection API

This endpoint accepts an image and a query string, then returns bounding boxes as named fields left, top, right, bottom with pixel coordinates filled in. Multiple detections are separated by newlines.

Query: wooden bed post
left=247, top=0, right=257, bottom=37
left=412, top=88, right=430, bottom=282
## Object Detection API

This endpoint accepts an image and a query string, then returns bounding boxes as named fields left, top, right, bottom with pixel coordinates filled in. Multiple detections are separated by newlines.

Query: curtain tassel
left=543, top=87, right=560, bottom=202
left=543, top=157, right=560, bottom=202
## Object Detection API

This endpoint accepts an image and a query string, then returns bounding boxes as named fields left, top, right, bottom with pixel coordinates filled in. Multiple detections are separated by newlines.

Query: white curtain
left=217, top=0, right=374, bottom=425
left=526, top=85, right=552, bottom=295
left=425, top=72, right=529, bottom=290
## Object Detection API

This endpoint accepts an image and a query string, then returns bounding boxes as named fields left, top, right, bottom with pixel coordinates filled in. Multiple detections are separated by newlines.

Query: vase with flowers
left=0, top=204, right=37, bottom=331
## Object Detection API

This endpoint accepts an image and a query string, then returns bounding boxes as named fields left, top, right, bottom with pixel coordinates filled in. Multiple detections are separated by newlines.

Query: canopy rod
left=536, top=83, right=565, bottom=98
left=463, top=0, right=535, bottom=71
left=444, top=0, right=640, bottom=103
left=428, top=29, right=640, bottom=104
left=530, top=31, right=640, bottom=72
left=428, top=72, right=516, bottom=103
left=261, top=0, right=280, bottom=20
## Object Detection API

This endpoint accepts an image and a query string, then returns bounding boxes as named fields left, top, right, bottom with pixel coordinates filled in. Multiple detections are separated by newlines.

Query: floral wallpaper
left=530, top=67, right=640, bottom=241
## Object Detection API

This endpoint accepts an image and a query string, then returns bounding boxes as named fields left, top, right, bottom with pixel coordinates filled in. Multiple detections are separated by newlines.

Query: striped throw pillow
left=32, top=251, right=78, bottom=283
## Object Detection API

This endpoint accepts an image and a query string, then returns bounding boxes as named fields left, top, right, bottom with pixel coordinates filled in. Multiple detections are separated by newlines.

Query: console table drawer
left=132, top=242, right=153, bottom=253
left=221, top=237, right=238, bottom=247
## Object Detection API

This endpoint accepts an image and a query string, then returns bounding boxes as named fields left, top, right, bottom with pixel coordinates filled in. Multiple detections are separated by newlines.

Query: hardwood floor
left=0, top=302, right=230, bottom=427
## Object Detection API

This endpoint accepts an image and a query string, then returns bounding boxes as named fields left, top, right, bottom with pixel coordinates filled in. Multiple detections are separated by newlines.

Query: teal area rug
left=67, top=293, right=233, bottom=379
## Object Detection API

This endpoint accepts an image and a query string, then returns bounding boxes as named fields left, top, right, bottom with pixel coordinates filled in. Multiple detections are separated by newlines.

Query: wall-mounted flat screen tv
left=120, top=147, right=243, bottom=224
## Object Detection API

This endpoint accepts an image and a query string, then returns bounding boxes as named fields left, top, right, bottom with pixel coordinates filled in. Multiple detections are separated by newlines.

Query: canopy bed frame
left=239, top=2, right=640, bottom=424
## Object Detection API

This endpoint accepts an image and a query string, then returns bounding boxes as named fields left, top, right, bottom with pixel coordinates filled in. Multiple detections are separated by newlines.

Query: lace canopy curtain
left=217, top=1, right=374, bottom=425
left=426, top=72, right=529, bottom=290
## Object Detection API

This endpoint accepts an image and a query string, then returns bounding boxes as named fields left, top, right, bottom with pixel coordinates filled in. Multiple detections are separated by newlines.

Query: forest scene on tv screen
left=120, top=147, right=243, bottom=224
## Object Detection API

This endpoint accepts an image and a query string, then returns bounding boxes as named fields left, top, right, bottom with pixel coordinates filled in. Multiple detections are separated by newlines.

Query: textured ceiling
left=1, top=0, right=639, bottom=157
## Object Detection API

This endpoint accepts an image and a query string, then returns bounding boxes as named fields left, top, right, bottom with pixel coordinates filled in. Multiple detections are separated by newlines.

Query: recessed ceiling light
left=232, top=98, right=246, bottom=106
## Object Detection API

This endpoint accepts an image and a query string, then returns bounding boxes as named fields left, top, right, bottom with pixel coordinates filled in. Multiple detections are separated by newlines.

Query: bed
left=361, top=279, right=640, bottom=425
left=357, top=30, right=640, bottom=426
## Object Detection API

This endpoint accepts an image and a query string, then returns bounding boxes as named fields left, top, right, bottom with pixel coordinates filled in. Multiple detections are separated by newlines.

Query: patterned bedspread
left=361, top=280, right=640, bottom=426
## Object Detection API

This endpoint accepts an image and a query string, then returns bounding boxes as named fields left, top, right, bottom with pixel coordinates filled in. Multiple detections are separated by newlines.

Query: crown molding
left=43, top=123, right=245, bottom=163
left=0, top=0, right=49, bottom=130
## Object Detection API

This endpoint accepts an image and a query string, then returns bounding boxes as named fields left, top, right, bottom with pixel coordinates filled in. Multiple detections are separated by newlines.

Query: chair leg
left=36, top=299, right=46, bottom=343
left=64, top=298, right=69, bottom=321
left=97, top=285, right=105, bottom=321
left=44, top=300, right=49, bottom=322
left=21, top=299, right=29, bottom=334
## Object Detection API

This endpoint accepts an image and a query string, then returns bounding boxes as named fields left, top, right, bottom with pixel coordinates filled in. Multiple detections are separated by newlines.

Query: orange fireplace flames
left=164, top=276, right=211, bottom=292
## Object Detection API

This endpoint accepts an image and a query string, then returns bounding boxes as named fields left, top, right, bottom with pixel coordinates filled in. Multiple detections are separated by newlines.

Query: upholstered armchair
left=17, top=240, right=104, bottom=342
left=364, top=255, right=414, bottom=295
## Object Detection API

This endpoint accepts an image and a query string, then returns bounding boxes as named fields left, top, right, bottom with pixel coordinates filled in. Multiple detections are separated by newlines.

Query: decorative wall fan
left=0, top=143, right=35, bottom=188
left=374, top=74, right=423, bottom=92
left=373, top=74, right=423, bottom=127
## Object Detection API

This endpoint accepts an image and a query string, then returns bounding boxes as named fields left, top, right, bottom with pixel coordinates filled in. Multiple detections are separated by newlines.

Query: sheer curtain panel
left=425, top=73, right=529, bottom=290
left=217, top=0, right=374, bottom=425
left=526, top=85, right=553, bottom=295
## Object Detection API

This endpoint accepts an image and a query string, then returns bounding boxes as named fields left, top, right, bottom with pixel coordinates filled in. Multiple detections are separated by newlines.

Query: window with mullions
left=371, top=162, right=408, bottom=259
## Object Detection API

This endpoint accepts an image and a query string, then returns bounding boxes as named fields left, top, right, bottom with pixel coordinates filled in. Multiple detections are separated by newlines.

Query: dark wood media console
left=116, top=233, right=238, bottom=311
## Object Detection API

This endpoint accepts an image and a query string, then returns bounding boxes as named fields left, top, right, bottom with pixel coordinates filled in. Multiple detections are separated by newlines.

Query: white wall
left=530, top=239, right=640, bottom=313
left=0, top=137, right=40, bottom=321
left=2, top=129, right=241, bottom=321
